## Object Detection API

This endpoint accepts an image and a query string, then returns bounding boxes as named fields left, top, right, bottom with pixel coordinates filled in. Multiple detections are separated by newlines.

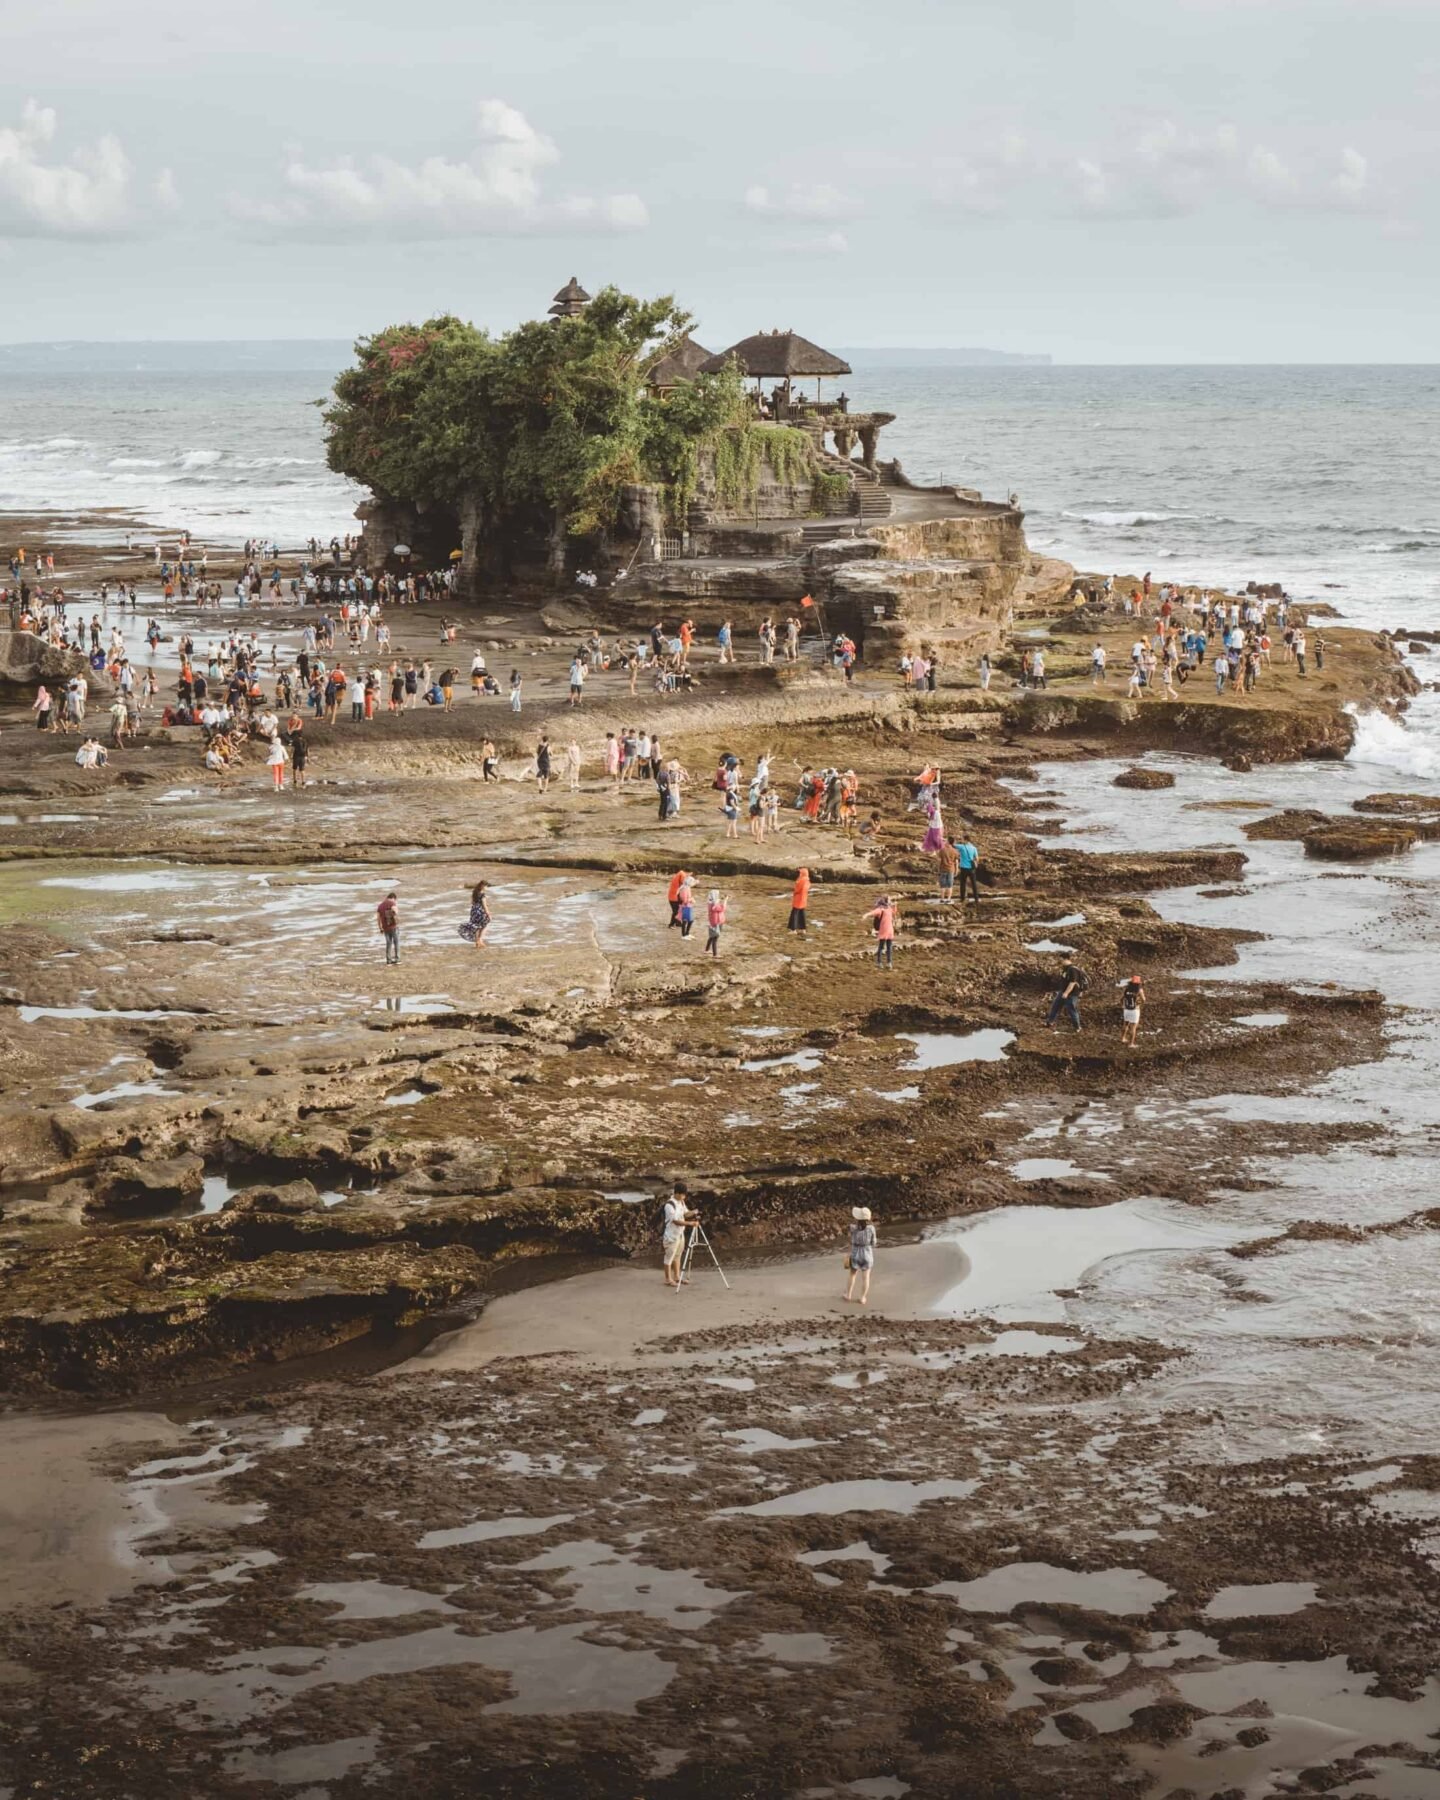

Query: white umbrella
left=392, top=542, right=412, bottom=556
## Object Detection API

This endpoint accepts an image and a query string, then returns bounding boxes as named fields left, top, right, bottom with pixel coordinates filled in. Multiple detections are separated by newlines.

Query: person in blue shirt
left=955, top=837, right=981, bottom=905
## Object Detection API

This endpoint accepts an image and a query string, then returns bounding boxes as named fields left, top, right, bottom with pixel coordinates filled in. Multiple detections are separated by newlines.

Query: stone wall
left=865, top=510, right=1026, bottom=566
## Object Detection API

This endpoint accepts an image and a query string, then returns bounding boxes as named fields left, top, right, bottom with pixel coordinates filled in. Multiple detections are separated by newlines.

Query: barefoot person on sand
left=845, top=1206, right=876, bottom=1305
left=662, top=1181, right=698, bottom=1287
left=459, top=879, right=492, bottom=948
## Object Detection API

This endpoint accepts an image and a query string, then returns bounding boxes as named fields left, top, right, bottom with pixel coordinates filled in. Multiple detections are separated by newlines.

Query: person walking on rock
left=377, top=891, right=400, bottom=965
left=788, top=868, right=811, bottom=934
left=668, top=868, right=690, bottom=930
left=1120, top=973, right=1145, bottom=1046
left=535, top=735, right=552, bottom=794
left=1046, top=960, right=1088, bottom=1031
left=705, top=889, right=726, bottom=957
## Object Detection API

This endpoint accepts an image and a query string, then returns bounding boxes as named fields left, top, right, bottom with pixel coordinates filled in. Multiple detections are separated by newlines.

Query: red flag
left=800, top=594, right=814, bottom=608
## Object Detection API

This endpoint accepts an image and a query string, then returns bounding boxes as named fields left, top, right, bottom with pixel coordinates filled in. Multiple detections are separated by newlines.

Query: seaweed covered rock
left=1302, top=823, right=1418, bottom=860
left=1113, top=767, right=1176, bottom=791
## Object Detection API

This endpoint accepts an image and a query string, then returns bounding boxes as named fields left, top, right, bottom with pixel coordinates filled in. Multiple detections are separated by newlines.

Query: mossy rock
left=1302, top=823, right=1417, bottom=859
left=1113, top=767, right=1175, bottom=790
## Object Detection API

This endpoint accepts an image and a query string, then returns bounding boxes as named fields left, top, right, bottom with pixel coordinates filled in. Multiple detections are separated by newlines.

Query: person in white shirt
left=662, top=1182, right=698, bottom=1288
left=349, top=675, right=366, bottom=722
left=1091, top=644, right=1107, bottom=683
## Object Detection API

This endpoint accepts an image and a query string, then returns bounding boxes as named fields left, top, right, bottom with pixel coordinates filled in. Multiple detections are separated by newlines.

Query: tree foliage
left=324, top=288, right=771, bottom=542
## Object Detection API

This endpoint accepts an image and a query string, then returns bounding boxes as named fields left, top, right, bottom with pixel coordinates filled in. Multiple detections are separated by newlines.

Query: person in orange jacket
left=667, top=868, right=690, bottom=929
left=788, top=867, right=811, bottom=934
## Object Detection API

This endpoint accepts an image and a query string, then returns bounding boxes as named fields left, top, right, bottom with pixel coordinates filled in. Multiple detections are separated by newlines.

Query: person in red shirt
left=376, top=892, right=400, bottom=964
left=788, top=868, right=811, bottom=934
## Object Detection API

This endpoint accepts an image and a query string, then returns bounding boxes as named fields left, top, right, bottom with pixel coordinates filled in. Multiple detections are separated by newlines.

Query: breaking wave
left=1346, top=707, right=1440, bottom=784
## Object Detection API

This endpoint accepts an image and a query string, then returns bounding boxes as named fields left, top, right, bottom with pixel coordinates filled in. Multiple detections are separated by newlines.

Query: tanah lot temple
left=366, top=278, right=1074, bottom=667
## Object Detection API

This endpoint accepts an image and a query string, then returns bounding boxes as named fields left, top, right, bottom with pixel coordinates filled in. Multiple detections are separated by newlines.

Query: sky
left=0, top=0, right=1436, bottom=361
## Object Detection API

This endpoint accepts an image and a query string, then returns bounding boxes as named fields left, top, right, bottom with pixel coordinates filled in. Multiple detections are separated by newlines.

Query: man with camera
left=662, top=1181, right=699, bottom=1288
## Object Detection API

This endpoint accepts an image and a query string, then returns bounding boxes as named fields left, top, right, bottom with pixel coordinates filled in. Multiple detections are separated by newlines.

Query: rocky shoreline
left=1, top=520, right=1437, bottom=1797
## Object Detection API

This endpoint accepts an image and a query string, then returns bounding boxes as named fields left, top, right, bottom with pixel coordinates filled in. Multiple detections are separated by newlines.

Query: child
left=1120, top=974, right=1145, bottom=1046
left=705, top=889, right=726, bottom=957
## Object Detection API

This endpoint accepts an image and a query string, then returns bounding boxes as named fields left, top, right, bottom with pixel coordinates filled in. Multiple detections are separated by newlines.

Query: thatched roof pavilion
left=548, top=276, right=592, bottom=319
left=645, top=335, right=713, bottom=390
left=698, top=330, right=851, bottom=380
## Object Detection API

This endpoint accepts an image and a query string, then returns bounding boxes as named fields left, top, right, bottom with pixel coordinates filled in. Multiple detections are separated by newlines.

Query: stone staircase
left=855, top=486, right=892, bottom=519
left=814, top=448, right=892, bottom=520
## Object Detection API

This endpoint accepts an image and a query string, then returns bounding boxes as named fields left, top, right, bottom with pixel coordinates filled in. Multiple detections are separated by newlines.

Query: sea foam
left=1346, top=707, right=1440, bottom=784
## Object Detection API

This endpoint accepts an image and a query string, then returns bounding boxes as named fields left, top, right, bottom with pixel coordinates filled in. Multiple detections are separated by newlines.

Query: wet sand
left=409, top=1239, right=970, bottom=1371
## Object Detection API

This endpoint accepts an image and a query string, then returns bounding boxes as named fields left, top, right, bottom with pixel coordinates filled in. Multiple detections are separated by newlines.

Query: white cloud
left=773, top=229, right=850, bottom=256
left=1333, top=146, right=1368, bottom=201
left=743, top=181, right=858, bottom=221
left=942, top=120, right=1379, bottom=222
left=0, top=99, right=135, bottom=237
left=232, top=100, right=647, bottom=239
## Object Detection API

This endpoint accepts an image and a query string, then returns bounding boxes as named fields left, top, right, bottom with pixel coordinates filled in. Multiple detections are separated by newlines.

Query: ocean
left=2, top=357, right=1437, bottom=635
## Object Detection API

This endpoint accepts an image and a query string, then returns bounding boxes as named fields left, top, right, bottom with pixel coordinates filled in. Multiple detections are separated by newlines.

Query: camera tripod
left=676, top=1222, right=731, bottom=1293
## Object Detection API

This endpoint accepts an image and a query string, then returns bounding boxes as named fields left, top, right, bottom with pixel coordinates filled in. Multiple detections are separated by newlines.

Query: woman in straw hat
left=845, top=1206, right=877, bottom=1306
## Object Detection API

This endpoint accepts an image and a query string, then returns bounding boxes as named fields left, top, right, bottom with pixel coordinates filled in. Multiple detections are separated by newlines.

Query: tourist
left=705, top=889, right=726, bottom=957
left=1120, top=973, right=1145, bottom=1046
left=481, top=738, right=498, bottom=782
left=439, top=666, right=456, bottom=711
left=667, top=868, right=690, bottom=929
left=1091, top=643, right=1107, bottom=683
left=937, top=839, right=958, bottom=903
left=470, top=649, right=487, bottom=696
left=31, top=683, right=52, bottom=731
left=1046, top=961, right=1088, bottom=1031
left=535, top=735, right=552, bottom=793
left=288, top=716, right=309, bottom=789
left=717, top=619, right=734, bottom=664
left=509, top=670, right=523, bottom=713
left=722, top=781, right=740, bottom=837
left=566, top=739, right=582, bottom=791
left=662, top=1181, right=696, bottom=1288
left=568, top=654, right=586, bottom=707
left=676, top=873, right=695, bottom=939
left=979, top=653, right=991, bottom=691
left=845, top=1206, right=876, bottom=1306
left=377, top=891, right=401, bottom=965
left=458, top=879, right=492, bottom=948
left=1294, top=628, right=1308, bottom=677
left=266, top=732, right=289, bottom=791
left=349, top=671, right=366, bottom=722
left=788, top=868, right=811, bottom=934
left=956, top=836, right=981, bottom=904
left=865, top=894, right=897, bottom=969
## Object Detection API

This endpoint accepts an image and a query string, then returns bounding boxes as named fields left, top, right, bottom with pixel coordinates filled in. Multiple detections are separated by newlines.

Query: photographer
left=662, top=1181, right=699, bottom=1288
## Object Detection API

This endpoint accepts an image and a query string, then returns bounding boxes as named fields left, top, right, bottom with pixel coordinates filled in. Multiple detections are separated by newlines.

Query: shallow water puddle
left=136, top=1620, right=673, bottom=1721
left=1234, top=1010, right=1290, bottom=1028
left=932, top=1561, right=1171, bottom=1615
left=298, top=1580, right=456, bottom=1620
left=931, top=1197, right=1256, bottom=1323
left=897, top=1029, right=1014, bottom=1070
left=19, top=1004, right=185, bottom=1022
left=724, top=1428, right=824, bottom=1455
left=1008, top=1157, right=1109, bottom=1183
left=222, top=1735, right=379, bottom=1787
left=1126, top=1657, right=1440, bottom=1795
left=1024, top=939, right=1077, bottom=954
left=753, top=1630, right=834, bottom=1664
left=417, top=1512, right=575, bottom=1550
left=71, top=1078, right=181, bottom=1110
left=741, top=1048, right=823, bottom=1073
left=513, top=1539, right=742, bottom=1626
left=719, top=1478, right=978, bottom=1519
left=1203, top=1580, right=1318, bottom=1618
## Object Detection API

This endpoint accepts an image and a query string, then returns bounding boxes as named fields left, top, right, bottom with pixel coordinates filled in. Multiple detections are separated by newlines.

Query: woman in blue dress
left=458, top=879, right=492, bottom=948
